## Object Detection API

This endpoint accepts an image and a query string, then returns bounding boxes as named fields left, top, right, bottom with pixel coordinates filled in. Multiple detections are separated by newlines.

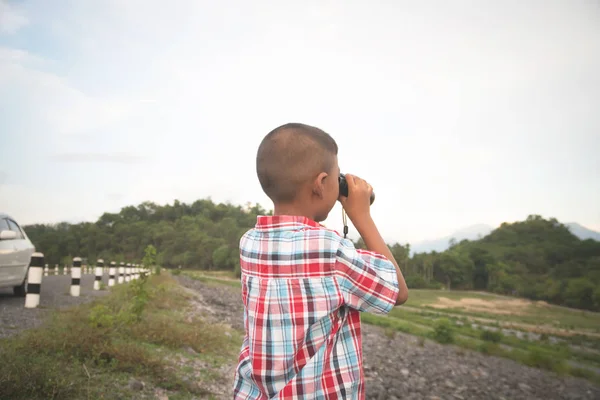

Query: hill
left=410, top=222, right=600, bottom=254
left=23, top=199, right=269, bottom=276
left=406, top=215, right=600, bottom=311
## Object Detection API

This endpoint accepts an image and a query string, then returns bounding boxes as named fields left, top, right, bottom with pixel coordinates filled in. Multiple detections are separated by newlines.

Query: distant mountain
left=410, top=224, right=493, bottom=254
left=410, top=221, right=600, bottom=254
left=565, top=222, right=600, bottom=241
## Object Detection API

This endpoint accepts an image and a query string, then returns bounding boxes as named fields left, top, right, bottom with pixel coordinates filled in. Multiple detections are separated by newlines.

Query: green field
left=181, top=270, right=600, bottom=385
left=404, top=289, right=600, bottom=334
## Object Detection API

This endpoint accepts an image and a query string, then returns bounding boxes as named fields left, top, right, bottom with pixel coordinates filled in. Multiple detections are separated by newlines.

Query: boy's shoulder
left=238, top=217, right=358, bottom=256
left=240, top=222, right=347, bottom=243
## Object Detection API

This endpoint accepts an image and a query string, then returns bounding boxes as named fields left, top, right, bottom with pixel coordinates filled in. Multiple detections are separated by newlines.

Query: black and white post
left=25, top=252, right=44, bottom=308
left=118, top=262, right=125, bottom=284
left=94, top=259, right=104, bottom=290
left=44, top=263, right=48, bottom=277
left=71, top=257, right=82, bottom=297
left=125, top=263, right=131, bottom=283
left=109, top=261, right=116, bottom=287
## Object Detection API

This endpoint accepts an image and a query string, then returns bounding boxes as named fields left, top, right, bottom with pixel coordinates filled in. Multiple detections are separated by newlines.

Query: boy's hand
left=339, top=174, right=373, bottom=224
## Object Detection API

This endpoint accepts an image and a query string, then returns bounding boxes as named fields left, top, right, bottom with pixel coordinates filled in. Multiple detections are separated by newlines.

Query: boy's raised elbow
left=395, top=289, right=408, bottom=306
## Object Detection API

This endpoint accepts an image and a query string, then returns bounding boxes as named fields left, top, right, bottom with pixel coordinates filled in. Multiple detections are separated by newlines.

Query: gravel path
left=175, top=275, right=600, bottom=400
left=0, top=273, right=112, bottom=339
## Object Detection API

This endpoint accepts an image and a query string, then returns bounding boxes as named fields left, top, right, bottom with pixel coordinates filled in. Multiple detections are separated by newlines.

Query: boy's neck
left=273, top=203, right=318, bottom=222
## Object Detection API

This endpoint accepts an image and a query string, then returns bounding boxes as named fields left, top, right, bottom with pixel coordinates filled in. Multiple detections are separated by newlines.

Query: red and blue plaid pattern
left=233, top=215, right=399, bottom=399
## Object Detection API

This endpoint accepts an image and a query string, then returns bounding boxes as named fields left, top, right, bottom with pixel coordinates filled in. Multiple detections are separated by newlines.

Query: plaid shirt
left=232, top=215, right=399, bottom=399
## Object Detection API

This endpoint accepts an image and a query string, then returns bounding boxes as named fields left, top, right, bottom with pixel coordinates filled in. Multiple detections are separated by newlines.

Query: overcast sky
left=1, top=0, right=599, bottom=245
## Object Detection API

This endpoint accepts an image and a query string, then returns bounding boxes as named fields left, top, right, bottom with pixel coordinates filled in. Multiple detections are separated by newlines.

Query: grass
left=0, top=273, right=241, bottom=400
left=182, top=270, right=242, bottom=288
left=405, top=289, right=600, bottom=333
left=410, top=309, right=600, bottom=363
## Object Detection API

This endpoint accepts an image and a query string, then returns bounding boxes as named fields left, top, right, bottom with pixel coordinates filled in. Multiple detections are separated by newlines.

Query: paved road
left=0, top=272, right=122, bottom=339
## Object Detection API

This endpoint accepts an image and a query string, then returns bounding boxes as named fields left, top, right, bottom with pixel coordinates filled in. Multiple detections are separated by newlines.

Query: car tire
left=13, top=268, right=28, bottom=297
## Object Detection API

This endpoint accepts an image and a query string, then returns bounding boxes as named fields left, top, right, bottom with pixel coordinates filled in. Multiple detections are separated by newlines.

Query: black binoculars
left=338, top=173, right=375, bottom=205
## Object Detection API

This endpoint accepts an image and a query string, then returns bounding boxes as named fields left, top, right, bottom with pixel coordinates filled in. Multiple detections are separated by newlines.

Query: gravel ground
left=175, top=275, right=600, bottom=400
left=0, top=273, right=113, bottom=339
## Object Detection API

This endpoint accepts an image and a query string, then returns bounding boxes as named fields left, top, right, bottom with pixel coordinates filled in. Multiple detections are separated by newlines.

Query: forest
left=23, top=199, right=600, bottom=311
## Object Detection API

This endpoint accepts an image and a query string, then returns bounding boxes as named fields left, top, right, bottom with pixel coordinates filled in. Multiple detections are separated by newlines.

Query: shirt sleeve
left=333, top=238, right=400, bottom=314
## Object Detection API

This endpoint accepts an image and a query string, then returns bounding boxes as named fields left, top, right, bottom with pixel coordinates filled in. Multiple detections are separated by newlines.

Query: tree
left=142, top=244, right=157, bottom=267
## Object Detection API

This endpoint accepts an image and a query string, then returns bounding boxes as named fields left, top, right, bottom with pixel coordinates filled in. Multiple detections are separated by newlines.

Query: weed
left=478, top=342, right=501, bottom=355
left=480, top=329, right=503, bottom=343
left=383, top=327, right=396, bottom=339
left=432, top=318, right=455, bottom=344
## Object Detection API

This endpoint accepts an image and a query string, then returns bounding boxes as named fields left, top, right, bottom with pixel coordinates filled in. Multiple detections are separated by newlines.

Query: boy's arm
left=338, top=174, right=408, bottom=306
left=335, top=237, right=400, bottom=314
left=353, top=214, right=408, bottom=305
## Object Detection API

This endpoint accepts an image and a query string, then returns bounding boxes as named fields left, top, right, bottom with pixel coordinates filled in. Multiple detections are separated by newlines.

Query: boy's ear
left=312, top=172, right=329, bottom=199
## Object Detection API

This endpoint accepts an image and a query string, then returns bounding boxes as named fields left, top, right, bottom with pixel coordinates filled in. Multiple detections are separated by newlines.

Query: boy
left=233, top=123, right=408, bottom=399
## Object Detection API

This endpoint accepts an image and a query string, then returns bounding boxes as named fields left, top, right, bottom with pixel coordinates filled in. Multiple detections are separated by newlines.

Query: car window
left=7, top=219, right=24, bottom=239
left=0, top=218, right=9, bottom=231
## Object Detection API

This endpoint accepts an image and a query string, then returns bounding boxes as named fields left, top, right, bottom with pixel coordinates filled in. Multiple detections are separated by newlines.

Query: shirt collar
left=255, top=215, right=324, bottom=232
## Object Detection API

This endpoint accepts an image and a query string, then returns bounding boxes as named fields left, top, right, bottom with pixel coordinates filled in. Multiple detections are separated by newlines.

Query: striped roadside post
left=125, top=263, right=131, bottom=282
left=118, top=262, right=125, bottom=284
left=94, top=259, right=104, bottom=290
left=108, top=261, right=116, bottom=287
left=62, top=264, right=67, bottom=275
left=54, top=264, right=58, bottom=275
left=71, top=257, right=82, bottom=297
left=44, top=264, right=49, bottom=277
left=25, top=252, right=44, bottom=308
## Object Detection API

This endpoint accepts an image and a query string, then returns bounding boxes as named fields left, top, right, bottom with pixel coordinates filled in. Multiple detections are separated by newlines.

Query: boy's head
left=256, top=123, right=340, bottom=222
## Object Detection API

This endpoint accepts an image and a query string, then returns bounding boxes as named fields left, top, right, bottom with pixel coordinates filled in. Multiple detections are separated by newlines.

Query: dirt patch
left=429, top=296, right=530, bottom=315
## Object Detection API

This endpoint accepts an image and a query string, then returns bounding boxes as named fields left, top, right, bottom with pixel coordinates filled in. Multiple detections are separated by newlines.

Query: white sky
left=1, top=0, right=599, bottom=245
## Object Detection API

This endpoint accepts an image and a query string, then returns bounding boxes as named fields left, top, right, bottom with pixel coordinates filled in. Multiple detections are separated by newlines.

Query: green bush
left=432, top=318, right=454, bottom=344
left=526, top=348, right=568, bottom=374
left=480, top=329, right=503, bottom=343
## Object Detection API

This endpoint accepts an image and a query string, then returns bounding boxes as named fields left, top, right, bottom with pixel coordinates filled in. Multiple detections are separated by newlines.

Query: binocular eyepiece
left=338, top=173, right=375, bottom=205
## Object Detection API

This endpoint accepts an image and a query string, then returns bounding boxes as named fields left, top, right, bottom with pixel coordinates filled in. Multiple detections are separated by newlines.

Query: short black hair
left=256, top=122, right=338, bottom=203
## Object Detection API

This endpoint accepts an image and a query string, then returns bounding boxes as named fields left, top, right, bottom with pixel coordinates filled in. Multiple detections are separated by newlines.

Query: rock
left=401, top=368, right=409, bottom=377
left=445, top=379, right=455, bottom=388
left=128, top=378, right=144, bottom=391
left=518, top=383, right=531, bottom=391
left=377, top=388, right=388, bottom=400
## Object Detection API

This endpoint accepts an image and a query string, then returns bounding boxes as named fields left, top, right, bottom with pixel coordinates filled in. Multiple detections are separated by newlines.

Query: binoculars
left=338, top=173, right=375, bottom=205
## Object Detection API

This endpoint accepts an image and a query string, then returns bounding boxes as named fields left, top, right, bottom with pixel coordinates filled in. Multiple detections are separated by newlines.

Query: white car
left=0, top=213, right=36, bottom=296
